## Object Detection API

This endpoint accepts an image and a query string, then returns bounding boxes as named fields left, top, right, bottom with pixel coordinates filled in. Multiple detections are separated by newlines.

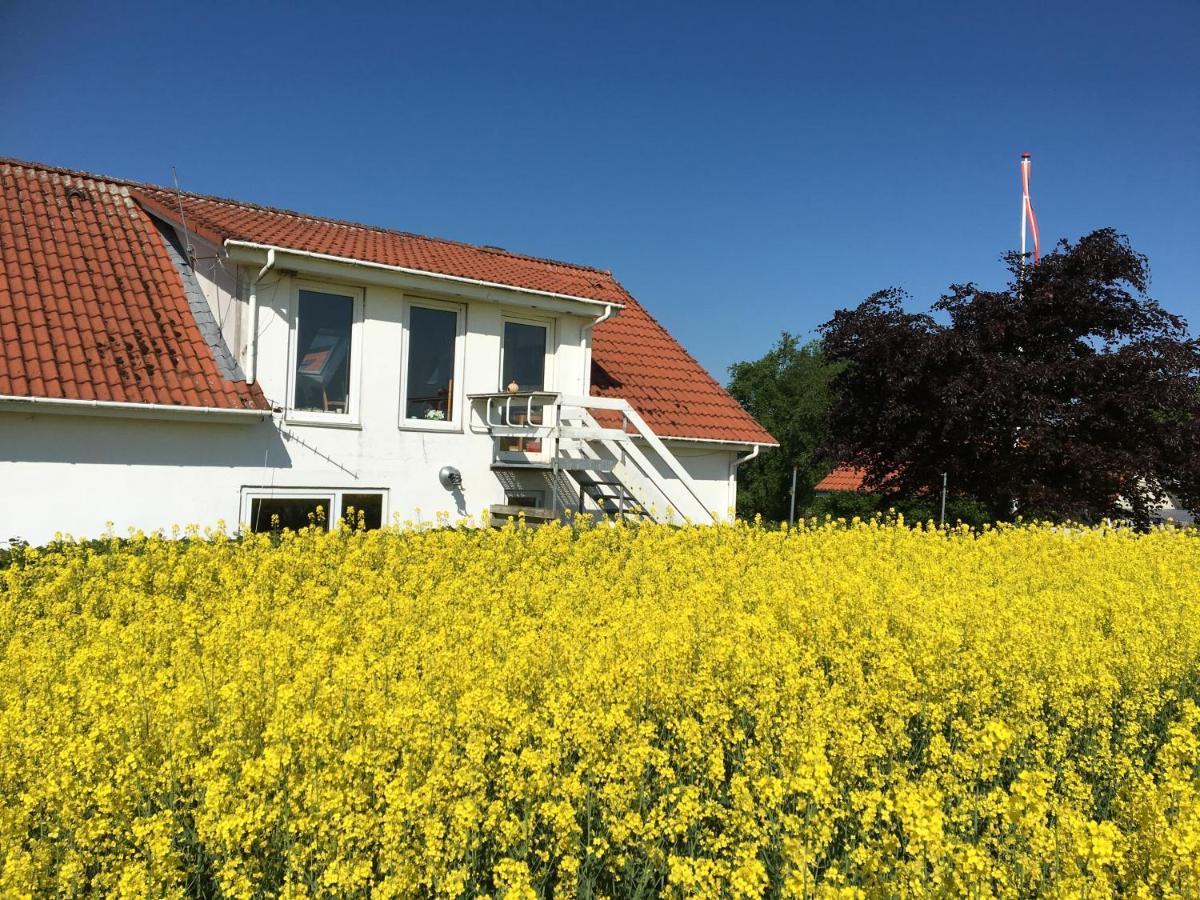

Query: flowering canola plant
left=1, top=519, right=1199, bottom=898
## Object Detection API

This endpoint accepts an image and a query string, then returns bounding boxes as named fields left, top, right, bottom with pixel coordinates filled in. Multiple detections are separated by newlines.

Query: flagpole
left=1020, top=152, right=1030, bottom=276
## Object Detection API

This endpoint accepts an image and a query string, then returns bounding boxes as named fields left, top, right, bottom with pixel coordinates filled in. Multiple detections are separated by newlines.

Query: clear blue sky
left=3, top=1, right=1197, bottom=381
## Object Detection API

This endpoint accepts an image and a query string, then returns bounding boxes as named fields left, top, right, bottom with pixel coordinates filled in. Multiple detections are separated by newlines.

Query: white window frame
left=285, top=280, right=366, bottom=427
left=498, top=313, right=555, bottom=392
left=239, top=486, right=389, bottom=531
left=398, top=296, right=467, bottom=433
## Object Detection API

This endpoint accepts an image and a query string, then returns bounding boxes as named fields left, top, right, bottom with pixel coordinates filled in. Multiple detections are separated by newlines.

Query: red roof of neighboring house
left=0, top=161, right=267, bottom=411
left=0, top=158, right=774, bottom=444
left=814, top=466, right=868, bottom=492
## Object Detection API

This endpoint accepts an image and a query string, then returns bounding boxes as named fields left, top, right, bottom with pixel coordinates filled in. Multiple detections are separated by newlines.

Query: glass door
left=499, top=319, right=550, bottom=455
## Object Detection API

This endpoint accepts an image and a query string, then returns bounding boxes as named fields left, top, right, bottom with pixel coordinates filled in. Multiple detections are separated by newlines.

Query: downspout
left=246, top=248, right=276, bottom=385
left=579, top=303, right=615, bottom=394
left=728, top=444, right=761, bottom=520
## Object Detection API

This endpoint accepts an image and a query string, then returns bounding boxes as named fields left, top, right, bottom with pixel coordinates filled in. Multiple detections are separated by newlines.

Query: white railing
left=472, top=390, right=560, bottom=435
left=468, top=392, right=716, bottom=525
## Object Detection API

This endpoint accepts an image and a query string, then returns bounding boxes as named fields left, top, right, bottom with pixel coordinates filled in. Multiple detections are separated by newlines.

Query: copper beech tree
left=820, top=229, right=1200, bottom=525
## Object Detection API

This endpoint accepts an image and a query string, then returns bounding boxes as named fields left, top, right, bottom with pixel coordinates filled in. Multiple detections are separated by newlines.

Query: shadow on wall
left=0, top=413, right=293, bottom=469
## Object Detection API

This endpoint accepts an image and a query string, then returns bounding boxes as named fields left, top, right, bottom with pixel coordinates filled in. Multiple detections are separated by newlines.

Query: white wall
left=633, top=442, right=741, bottom=522
left=0, top=408, right=512, bottom=543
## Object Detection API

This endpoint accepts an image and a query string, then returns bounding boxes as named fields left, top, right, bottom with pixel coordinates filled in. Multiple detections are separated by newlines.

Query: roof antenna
left=171, top=165, right=196, bottom=269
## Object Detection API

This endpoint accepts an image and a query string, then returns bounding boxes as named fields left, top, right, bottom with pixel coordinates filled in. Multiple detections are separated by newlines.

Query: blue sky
left=2, top=1, right=1197, bottom=381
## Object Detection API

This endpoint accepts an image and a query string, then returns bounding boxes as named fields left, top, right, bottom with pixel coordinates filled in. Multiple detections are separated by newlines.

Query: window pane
left=501, top=322, right=547, bottom=392
left=295, top=289, right=353, bottom=413
left=342, top=494, right=383, bottom=530
left=249, top=497, right=332, bottom=533
left=405, top=306, right=458, bottom=421
left=505, top=493, right=544, bottom=509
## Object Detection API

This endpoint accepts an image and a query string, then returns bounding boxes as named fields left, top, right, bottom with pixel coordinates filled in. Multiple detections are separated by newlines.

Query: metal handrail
left=564, top=403, right=714, bottom=524
left=467, top=391, right=716, bottom=524
left=555, top=396, right=714, bottom=523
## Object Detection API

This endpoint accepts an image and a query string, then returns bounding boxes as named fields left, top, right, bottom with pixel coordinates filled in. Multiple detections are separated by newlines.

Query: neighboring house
left=0, top=159, right=776, bottom=544
left=813, top=466, right=869, bottom=495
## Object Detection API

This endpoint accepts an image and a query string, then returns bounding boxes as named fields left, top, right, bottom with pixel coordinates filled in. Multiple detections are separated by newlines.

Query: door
left=498, top=319, right=551, bottom=455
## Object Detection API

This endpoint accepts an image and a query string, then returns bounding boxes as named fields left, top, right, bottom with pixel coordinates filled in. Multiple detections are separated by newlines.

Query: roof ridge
left=0, top=156, right=615, bottom=279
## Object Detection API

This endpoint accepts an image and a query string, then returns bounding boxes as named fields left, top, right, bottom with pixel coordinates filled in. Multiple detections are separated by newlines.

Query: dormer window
left=288, top=282, right=363, bottom=424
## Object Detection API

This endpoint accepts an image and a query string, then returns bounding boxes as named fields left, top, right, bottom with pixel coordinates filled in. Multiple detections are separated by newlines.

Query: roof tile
left=0, top=161, right=267, bottom=411
left=814, top=466, right=868, bottom=493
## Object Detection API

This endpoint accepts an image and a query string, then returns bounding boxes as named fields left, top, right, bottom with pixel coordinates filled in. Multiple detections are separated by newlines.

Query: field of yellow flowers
left=1, top=519, right=1199, bottom=898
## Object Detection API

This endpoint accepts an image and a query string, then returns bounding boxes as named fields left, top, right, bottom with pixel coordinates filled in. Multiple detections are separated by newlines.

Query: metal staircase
left=469, top=392, right=717, bottom=527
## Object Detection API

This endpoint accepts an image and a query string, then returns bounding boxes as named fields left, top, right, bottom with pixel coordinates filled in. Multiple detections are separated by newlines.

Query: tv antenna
left=171, top=165, right=196, bottom=268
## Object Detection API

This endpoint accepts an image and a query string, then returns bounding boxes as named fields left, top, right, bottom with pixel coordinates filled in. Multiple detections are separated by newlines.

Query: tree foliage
left=820, top=229, right=1200, bottom=524
left=728, top=335, right=842, bottom=521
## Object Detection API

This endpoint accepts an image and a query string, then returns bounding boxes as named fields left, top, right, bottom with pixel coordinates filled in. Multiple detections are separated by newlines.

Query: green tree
left=728, top=335, right=842, bottom=521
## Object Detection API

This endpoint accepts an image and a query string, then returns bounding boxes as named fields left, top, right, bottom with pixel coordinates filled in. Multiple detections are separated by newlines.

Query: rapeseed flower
left=0, top=519, right=1198, bottom=896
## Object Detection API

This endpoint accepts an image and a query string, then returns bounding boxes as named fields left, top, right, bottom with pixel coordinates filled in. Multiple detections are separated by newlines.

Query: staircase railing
left=469, top=392, right=717, bottom=525
left=557, top=396, right=715, bottom=524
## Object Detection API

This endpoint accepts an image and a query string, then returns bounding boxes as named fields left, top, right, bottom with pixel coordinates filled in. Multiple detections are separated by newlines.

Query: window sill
left=283, top=413, right=363, bottom=430
left=397, top=419, right=465, bottom=435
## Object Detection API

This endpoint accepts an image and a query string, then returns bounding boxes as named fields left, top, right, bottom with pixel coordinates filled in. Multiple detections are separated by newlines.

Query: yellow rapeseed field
left=1, top=518, right=1199, bottom=898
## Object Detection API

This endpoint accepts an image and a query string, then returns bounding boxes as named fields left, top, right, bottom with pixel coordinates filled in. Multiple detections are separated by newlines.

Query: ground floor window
left=340, top=493, right=383, bottom=530
left=242, top=488, right=387, bottom=533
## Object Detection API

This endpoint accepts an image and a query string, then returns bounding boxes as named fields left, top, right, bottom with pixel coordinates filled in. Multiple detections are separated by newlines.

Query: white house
left=0, top=159, right=776, bottom=544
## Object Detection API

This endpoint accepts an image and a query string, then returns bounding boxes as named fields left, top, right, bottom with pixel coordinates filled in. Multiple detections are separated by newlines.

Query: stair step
left=485, top=426, right=552, bottom=437
left=558, top=426, right=631, bottom=442
left=557, top=457, right=617, bottom=472
left=583, top=488, right=625, bottom=499
left=488, top=504, right=559, bottom=521
left=491, top=457, right=616, bottom=472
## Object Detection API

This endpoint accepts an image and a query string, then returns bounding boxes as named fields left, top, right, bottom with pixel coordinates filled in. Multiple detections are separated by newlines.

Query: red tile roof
left=814, top=466, right=868, bottom=492
left=2, top=158, right=774, bottom=444
left=131, top=186, right=631, bottom=307
left=0, top=161, right=267, bottom=411
left=589, top=286, right=775, bottom=444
